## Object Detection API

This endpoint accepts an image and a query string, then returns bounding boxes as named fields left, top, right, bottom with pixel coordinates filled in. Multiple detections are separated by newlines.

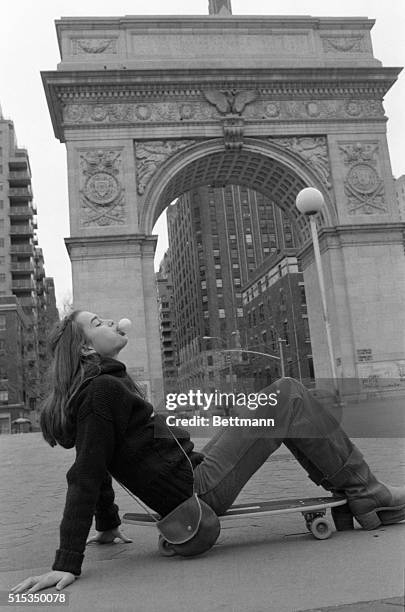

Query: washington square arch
left=42, top=3, right=404, bottom=405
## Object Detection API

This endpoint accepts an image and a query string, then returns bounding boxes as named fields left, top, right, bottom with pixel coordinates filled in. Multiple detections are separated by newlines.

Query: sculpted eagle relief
left=203, top=89, right=258, bottom=115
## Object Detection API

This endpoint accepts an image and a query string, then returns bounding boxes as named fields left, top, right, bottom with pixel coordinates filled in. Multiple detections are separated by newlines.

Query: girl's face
left=75, top=311, right=128, bottom=358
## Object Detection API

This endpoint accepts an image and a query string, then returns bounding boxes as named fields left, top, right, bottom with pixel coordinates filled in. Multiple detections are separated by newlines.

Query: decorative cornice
left=56, top=85, right=390, bottom=102
left=44, top=67, right=399, bottom=102
left=42, top=67, right=400, bottom=141
left=56, top=16, right=377, bottom=30
left=65, top=233, right=158, bottom=258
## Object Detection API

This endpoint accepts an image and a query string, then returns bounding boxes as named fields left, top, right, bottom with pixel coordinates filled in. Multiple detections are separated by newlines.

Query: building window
left=307, top=356, right=315, bottom=379
left=259, top=303, right=264, bottom=321
left=0, top=315, right=5, bottom=330
left=207, top=355, right=213, bottom=366
left=218, top=309, right=225, bottom=318
left=216, top=279, right=223, bottom=288
left=302, top=317, right=311, bottom=342
left=0, top=390, right=8, bottom=403
left=283, top=321, right=290, bottom=346
left=237, top=308, right=243, bottom=317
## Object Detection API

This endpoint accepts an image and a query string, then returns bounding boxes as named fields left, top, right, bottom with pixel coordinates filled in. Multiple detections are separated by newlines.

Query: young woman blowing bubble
left=11, top=310, right=405, bottom=593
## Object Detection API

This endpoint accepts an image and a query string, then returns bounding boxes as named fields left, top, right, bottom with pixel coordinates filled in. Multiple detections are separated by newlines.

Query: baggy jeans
left=193, top=377, right=343, bottom=515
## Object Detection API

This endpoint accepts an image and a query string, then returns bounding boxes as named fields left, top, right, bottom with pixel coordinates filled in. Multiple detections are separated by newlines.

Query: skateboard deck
left=123, top=496, right=348, bottom=546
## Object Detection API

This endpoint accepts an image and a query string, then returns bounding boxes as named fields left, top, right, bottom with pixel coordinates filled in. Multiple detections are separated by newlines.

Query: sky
left=0, top=0, right=404, bottom=310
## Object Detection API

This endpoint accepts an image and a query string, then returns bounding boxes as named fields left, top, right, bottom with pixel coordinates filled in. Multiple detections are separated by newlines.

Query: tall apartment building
left=166, top=185, right=298, bottom=393
left=395, top=175, right=405, bottom=220
left=241, top=249, right=314, bottom=392
left=0, top=108, right=59, bottom=433
left=156, top=251, right=178, bottom=400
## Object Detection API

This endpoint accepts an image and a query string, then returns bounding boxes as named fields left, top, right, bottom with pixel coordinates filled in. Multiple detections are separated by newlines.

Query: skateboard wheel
left=158, top=535, right=177, bottom=557
left=309, top=517, right=333, bottom=540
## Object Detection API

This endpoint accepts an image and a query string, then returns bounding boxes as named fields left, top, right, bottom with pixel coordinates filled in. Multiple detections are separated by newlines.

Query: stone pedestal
left=299, top=223, right=405, bottom=390
left=65, top=234, right=164, bottom=405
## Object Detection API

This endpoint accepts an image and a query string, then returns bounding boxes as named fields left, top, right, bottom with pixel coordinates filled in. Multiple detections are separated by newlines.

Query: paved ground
left=0, top=431, right=404, bottom=612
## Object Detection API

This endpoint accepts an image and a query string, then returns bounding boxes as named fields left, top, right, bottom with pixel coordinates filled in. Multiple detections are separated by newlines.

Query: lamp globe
left=296, top=187, right=325, bottom=216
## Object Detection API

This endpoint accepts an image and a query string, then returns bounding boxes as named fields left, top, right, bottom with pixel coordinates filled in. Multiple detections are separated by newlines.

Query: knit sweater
left=52, top=357, right=202, bottom=577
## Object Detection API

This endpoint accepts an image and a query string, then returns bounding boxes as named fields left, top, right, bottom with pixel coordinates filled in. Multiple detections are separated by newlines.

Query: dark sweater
left=52, top=358, right=202, bottom=576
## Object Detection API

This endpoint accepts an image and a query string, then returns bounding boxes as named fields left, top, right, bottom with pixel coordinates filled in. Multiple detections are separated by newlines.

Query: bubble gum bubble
left=117, top=318, right=132, bottom=333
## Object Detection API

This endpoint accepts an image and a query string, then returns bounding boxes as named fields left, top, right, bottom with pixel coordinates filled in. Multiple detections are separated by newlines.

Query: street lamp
left=295, top=187, right=338, bottom=394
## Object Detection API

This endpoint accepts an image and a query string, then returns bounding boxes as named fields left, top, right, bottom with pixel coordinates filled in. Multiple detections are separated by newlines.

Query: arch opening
left=143, top=142, right=332, bottom=246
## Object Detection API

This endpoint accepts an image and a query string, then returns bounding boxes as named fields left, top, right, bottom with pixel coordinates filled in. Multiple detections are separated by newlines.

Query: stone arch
left=44, top=13, right=404, bottom=399
left=140, top=137, right=335, bottom=244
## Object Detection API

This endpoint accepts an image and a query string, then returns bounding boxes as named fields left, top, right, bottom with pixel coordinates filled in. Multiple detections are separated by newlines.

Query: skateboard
left=123, top=496, right=348, bottom=556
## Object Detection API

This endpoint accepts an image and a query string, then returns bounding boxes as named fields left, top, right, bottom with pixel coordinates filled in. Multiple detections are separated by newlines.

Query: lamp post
left=277, top=338, right=286, bottom=378
left=295, top=187, right=339, bottom=394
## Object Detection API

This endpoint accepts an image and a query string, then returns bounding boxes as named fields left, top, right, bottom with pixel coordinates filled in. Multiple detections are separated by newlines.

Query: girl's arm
left=11, top=404, right=116, bottom=594
left=94, top=472, right=121, bottom=532
left=52, top=389, right=116, bottom=577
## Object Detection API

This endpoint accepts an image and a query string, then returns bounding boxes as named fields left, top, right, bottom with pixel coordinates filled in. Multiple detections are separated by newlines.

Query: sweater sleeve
left=52, top=384, right=116, bottom=576
left=94, top=472, right=121, bottom=532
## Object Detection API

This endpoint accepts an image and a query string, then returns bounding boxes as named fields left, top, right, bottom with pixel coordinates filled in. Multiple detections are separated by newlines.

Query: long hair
left=40, top=310, right=101, bottom=448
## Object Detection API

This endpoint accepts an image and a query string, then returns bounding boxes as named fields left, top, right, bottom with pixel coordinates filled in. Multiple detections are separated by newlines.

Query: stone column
left=64, top=141, right=164, bottom=406
left=65, top=235, right=164, bottom=405
left=298, top=132, right=405, bottom=392
left=300, top=224, right=405, bottom=384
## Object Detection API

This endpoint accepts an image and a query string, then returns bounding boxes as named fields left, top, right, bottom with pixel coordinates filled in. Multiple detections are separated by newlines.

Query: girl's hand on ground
left=11, top=571, right=76, bottom=593
left=86, top=526, right=132, bottom=545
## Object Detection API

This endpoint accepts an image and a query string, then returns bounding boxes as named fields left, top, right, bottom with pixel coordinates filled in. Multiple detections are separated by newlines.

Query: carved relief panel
left=270, top=136, right=332, bottom=192
left=79, top=149, right=126, bottom=227
left=63, top=98, right=384, bottom=126
left=71, top=38, right=118, bottom=55
left=338, top=142, right=387, bottom=215
left=135, top=140, right=195, bottom=196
